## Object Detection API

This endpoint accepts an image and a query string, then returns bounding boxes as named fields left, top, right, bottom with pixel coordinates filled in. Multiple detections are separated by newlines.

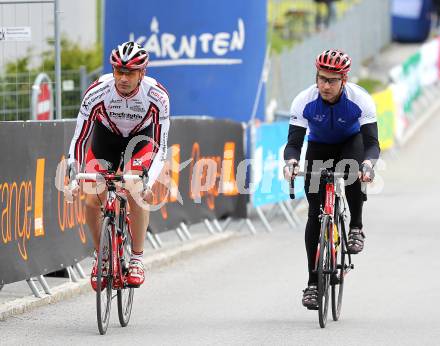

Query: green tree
left=0, top=37, right=103, bottom=120
left=41, top=36, right=102, bottom=71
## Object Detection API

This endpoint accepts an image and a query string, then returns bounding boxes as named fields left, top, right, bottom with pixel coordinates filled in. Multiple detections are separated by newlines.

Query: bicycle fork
left=313, top=216, right=337, bottom=275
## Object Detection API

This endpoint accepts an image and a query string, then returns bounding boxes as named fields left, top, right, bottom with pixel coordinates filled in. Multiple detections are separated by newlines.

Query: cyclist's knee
left=128, top=194, right=149, bottom=214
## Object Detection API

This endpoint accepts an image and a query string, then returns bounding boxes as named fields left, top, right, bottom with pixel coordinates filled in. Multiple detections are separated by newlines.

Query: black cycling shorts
left=85, top=121, right=155, bottom=173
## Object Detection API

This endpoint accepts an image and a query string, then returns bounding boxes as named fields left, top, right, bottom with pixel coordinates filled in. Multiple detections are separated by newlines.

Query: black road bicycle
left=290, top=168, right=355, bottom=328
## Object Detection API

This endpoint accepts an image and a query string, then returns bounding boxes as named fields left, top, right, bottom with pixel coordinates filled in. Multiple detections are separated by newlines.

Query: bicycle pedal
left=307, top=306, right=319, bottom=310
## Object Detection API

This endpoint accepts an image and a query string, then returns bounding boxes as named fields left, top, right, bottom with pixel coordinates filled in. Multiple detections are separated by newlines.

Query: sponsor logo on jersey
left=83, top=91, right=106, bottom=109
left=82, top=85, right=110, bottom=108
left=130, top=105, right=145, bottom=112
left=109, top=111, right=144, bottom=120
left=148, top=87, right=168, bottom=113
left=133, top=159, right=143, bottom=166
left=312, top=114, right=326, bottom=122
left=87, top=84, right=110, bottom=98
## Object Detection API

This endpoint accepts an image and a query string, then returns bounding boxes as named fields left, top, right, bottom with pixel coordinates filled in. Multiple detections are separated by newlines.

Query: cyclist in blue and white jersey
left=283, top=49, right=380, bottom=309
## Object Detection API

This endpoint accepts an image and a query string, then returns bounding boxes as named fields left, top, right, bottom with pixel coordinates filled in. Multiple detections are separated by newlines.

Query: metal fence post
left=67, top=266, right=79, bottom=282
left=175, top=227, right=186, bottom=242
left=54, top=0, right=62, bottom=119
left=278, top=201, right=297, bottom=228
left=204, top=219, right=216, bottom=234
left=283, top=200, right=303, bottom=225
left=37, top=275, right=52, bottom=295
left=180, top=222, right=192, bottom=239
left=146, top=231, right=160, bottom=249
left=153, top=233, right=163, bottom=247
left=73, top=263, right=86, bottom=279
left=221, top=217, right=232, bottom=231
left=255, top=207, right=273, bottom=233
left=212, top=219, right=223, bottom=232
left=26, top=279, right=42, bottom=298
left=245, top=218, right=257, bottom=235
left=79, top=65, right=88, bottom=95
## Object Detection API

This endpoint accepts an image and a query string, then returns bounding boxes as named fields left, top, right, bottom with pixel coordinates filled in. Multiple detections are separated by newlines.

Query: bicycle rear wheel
left=318, top=216, right=331, bottom=328
left=117, top=222, right=134, bottom=327
left=97, top=216, right=113, bottom=335
left=331, top=211, right=346, bottom=321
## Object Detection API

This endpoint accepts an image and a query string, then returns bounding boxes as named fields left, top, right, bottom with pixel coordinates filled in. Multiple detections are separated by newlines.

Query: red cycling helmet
left=110, top=41, right=149, bottom=70
left=315, top=49, right=351, bottom=75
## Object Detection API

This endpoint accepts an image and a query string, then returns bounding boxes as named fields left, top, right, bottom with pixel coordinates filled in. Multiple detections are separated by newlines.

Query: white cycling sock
left=131, top=250, right=143, bottom=263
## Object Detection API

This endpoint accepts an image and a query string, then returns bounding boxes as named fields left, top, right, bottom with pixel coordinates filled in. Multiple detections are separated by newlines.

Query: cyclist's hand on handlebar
left=359, top=160, right=375, bottom=183
left=64, top=163, right=80, bottom=203
left=64, top=179, right=79, bottom=203
left=141, top=186, right=154, bottom=204
left=284, top=159, right=299, bottom=181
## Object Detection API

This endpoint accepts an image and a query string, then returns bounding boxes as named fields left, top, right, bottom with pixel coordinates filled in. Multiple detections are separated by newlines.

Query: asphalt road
left=2, top=115, right=440, bottom=345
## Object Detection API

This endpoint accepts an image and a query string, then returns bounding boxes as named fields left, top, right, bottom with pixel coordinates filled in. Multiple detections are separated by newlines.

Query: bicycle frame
left=312, top=172, right=352, bottom=279
left=312, top=177, right=337, bottom=276
left=105, top=183, right=133, bottom=290
left=76, top=172, right=142, bottom=289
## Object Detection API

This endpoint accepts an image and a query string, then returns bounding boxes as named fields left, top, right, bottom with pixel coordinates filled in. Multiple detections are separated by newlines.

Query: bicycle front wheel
left=318, top=216, right=331, bottom=328
left=331, top=212, right=346, bottom=321
left=117, top=222, right=134, bottom=327
left=97, top=216, right=113, bottom=335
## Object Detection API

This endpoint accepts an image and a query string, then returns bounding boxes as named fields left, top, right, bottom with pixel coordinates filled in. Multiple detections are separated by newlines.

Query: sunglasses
left=113, top=68, right=140, bottom=77
left=317, top=75, right=342, bottom=85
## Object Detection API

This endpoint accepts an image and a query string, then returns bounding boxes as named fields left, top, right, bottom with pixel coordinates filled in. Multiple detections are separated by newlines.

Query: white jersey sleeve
left=289, top=86, right=318, bottom=128
left=346, top=83, right=377, bottom=126
left=145, top=83, right=170, bottom=189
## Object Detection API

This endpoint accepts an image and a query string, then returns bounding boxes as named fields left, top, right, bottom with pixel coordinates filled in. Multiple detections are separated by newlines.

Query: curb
left=0, top=231, right=237, bottom=321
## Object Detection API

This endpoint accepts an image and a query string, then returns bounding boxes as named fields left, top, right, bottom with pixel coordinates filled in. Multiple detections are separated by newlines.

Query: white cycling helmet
left=110, top=41, right=149, bottom=70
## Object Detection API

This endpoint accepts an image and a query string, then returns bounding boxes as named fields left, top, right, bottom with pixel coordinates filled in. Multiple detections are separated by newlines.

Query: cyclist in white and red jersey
left=65, top=41, right=170, bottom=289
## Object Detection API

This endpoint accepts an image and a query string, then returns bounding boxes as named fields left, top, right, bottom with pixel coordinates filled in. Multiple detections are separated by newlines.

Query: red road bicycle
left=76, top=170, right=148, bottom=335
left=290, top=168, right=355, bottom=328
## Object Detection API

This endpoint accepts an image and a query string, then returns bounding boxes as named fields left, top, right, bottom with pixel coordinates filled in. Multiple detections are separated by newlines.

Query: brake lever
left=288, top=162, right=299, bottom=199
